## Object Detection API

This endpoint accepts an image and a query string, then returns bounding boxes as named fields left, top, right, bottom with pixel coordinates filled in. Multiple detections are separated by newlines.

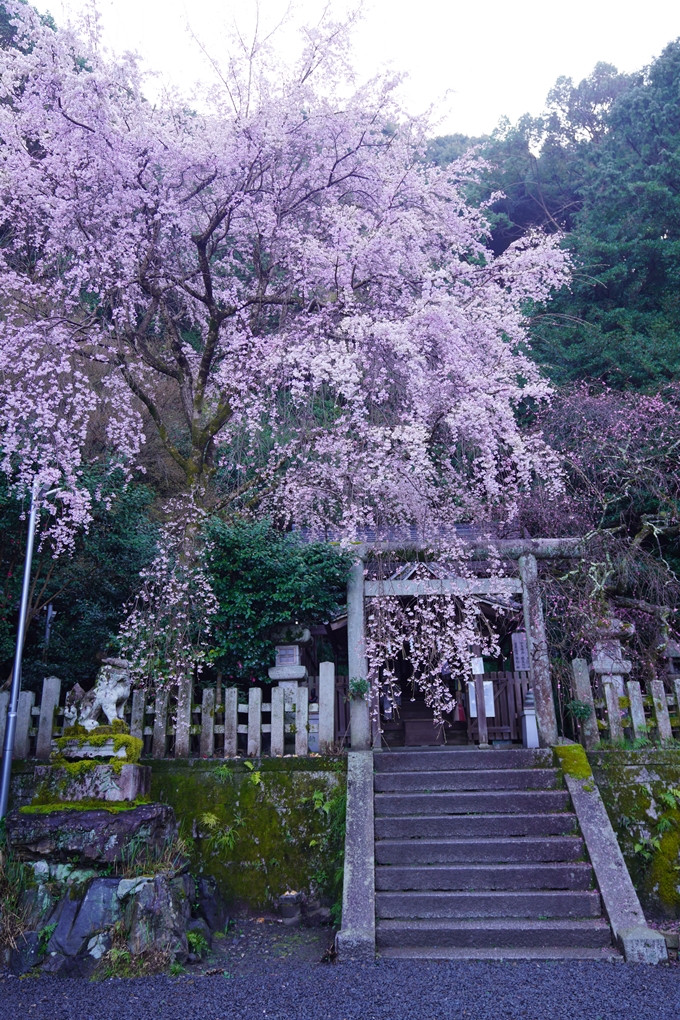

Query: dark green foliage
left=430, top=44, right=680, bottom=388
left=206, top=520, right=351, bottom=682
left=0, top=472, right=157, bottom=689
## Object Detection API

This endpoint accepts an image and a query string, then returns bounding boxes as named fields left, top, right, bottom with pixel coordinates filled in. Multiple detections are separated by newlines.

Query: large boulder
left=121, top=873, right=193, bottom=961
left=6, top=803, right=177, bottom=864
left=46, top=878, right=121, bottom=957
left=194, top=876, right=229, bottom=932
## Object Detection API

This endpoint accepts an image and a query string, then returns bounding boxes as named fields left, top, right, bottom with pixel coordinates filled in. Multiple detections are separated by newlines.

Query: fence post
left=571, top=658, right=599, bottom=749
left=295, top=685, right=309, bottom=756
left=174, top=678, right=192, bottom=758
left=0, top=691, right=8, bottom=755
left=36, top=676, right=61, bottom=760
left=270, top=686, right=285, bottom=757
left=152, top=689, right=169, bottom=758
left=473, top=673, right=488, bottom=747
left=318, top=662, right=335, bottom=753
left=200, top=688, right=215, bottom=758
left=130, top=689, right=146, bottom=741
left=15, top=690, right=35, bottom=759
left=674, top=678, right=680, bottom=720
left=603, top=680, right=623, bottom=742
left=651, top=679, right=673, bottom=744
left=248, top=687, right=262, bottom=757
left=626, top=680, right=647, bottom=741
left=224, top=688, right=238, bottom=757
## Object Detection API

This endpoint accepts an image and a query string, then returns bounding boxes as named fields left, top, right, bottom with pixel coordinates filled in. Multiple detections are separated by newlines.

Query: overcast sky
left=46, top=0, right=680, bottom=136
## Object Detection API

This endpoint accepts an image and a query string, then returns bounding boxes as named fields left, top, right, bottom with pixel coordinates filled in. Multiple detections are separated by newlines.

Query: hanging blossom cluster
left=365, top=552, right=509, bottom=723
left=0, top=6, right=570, bottom=689
left=117, top=500, right=219, bottom=689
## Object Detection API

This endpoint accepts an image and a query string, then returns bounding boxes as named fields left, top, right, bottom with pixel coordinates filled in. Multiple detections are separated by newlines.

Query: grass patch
left=0, top=821, right=33, bottom=951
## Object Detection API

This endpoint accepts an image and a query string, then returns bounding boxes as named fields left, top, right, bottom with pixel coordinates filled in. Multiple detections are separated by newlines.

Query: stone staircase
left=374, top=747, right=620, bottom=960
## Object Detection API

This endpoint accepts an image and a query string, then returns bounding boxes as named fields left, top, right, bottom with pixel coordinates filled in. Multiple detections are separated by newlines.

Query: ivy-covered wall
left=588, top=748, right=680, bottom=919
left=150, top=758, right=347, bottom=915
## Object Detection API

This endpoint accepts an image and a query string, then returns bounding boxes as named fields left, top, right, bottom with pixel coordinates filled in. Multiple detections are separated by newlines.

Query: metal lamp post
left=0, top=481, right=42, bottom=819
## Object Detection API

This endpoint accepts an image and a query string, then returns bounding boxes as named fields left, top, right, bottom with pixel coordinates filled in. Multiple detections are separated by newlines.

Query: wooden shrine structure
left=346, top=536, right=584, bottom=750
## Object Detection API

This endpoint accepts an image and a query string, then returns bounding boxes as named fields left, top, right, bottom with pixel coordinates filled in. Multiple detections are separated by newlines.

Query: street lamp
left=0, top=481, right=56, bottom=819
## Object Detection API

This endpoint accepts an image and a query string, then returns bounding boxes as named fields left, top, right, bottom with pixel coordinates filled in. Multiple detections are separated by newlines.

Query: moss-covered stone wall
left=9, top=756, right=347, bottom=916
left=588, top=748, right=680, bottom=919
left=150, top=757, right=347, bottom=913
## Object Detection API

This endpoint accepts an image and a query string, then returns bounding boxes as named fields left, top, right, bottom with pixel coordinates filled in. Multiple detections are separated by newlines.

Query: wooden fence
left=0, top=666, right=350, bottom=761
left=572, top=662, right=680, bottom=748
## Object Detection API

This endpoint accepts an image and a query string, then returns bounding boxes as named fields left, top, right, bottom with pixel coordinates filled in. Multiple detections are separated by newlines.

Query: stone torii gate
left=346, top=537, right=584, bottom=750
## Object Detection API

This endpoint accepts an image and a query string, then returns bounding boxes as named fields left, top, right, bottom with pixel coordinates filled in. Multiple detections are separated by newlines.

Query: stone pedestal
left=33, top=763, right=151, bottom=803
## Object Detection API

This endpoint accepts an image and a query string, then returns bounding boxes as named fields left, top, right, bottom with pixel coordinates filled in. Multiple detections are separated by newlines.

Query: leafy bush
left=206, top=520, right=351, bottom=682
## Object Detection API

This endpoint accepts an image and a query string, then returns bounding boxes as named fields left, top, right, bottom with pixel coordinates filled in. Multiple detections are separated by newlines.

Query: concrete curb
left=336, top=750, right=375, bottom=960
left=564, top=774, right=667, bottom=964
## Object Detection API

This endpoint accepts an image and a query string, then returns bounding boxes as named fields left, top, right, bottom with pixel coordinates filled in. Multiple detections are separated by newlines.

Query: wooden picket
left=1, top=663, right=339, bottom=760
left=575, top=661, right=680, bottom=746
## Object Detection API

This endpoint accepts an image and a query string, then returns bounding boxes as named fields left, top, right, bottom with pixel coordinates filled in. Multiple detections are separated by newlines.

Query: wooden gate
left=466, top=671, right=531, bottom=744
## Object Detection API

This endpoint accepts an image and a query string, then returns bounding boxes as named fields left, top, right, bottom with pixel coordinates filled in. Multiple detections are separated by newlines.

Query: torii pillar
left=519, top=553, right=558, bottom=747
left=347, top=558, right=372, bottom=750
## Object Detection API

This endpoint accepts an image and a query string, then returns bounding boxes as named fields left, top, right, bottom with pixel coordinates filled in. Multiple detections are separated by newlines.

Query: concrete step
left=374, top=789, right=570, bottom=816
left=375, top=812, right=578, bottom=840
left=374, top=768, right=561, bottom=793
left=375, top=836, right=586, bottom=865
left=374, top=748, right=553, bottom=773
left=376, top=889, right=602, bottom=920
left=378, top=946, right=623, bottom=961
left=375, top=918, right=614, bottom=949
left=375, top=862, right=594, bottom=891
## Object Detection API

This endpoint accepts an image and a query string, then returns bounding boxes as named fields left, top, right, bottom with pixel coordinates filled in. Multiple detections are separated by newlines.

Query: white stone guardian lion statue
left=63, top=658, right=131, bottom=731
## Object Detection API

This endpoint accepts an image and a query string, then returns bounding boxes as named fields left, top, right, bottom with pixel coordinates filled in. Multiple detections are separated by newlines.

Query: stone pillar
left=347, top=558, right=370, bottom=751
left=295, top=685, right=309, bottom=756
left=248, top=686, right=262, bottom=757
left=174, top=678, right=192, bottom=758
left=15, top=690, right=35, bottom=760
left=651, top=679, right=673, bottom=744
left=626, top=680, right=647, bottom=741
left=200, top=688, right=215, bottom=758
left=571, top=658, right=599, bottom=749
left=603, top=680, right=624, bottom=742
left=130, top=689, right=146, bottom=742
left=152, top=688, right=169, bottom=758
left=318, top=661, right=335, bottom=753
left=519, top=553, right=558, bottom=746
left=36, top=676, right=61, bottom=760
left=270, top=686, right=285, bottom=757
left=223, top=687, right=238, bottom=757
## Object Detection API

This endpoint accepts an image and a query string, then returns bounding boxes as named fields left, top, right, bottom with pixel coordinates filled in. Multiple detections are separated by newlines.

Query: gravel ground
left=1, top=958, right=679, bottom=1020
left=196, top=917, right=336, bottom=973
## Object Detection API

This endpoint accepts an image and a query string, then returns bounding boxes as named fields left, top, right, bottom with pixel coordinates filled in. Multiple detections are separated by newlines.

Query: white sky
left=45, top=0, right=680, bottom=136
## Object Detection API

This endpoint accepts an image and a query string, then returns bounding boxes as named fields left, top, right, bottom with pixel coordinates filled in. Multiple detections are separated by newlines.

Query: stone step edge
left=377, top=947, right=623, bottom=962
left=376, top=917, right=611, bottom=931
